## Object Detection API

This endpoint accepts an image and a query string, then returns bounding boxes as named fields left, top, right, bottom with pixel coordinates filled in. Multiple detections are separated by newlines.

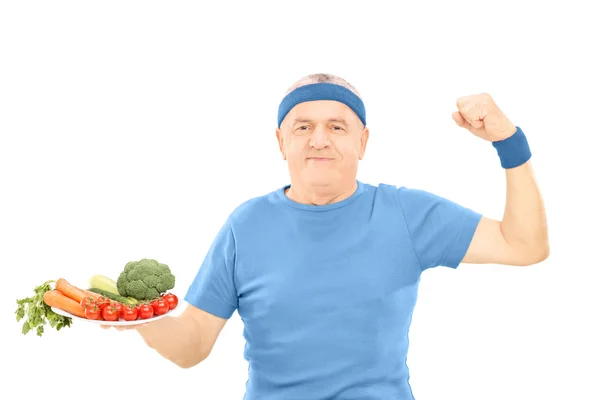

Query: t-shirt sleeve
left=397, top=186, right=483, bottom=270
left=184, top=218, right=238, bottom=319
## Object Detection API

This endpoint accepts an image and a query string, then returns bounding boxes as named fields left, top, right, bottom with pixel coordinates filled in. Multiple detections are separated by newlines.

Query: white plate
left=51, top=302, right=181, bottom=326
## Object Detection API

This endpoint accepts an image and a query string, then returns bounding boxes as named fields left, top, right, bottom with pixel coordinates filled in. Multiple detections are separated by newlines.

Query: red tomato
left=84, top=305, right=101, bottom=320
left=80, top=296, right=96, bottom=309
left=95, top=296, right=111, bottom=310
left=151, top=298, right=169, bottom=316
left=162, top=293, right=179, bottom=310
left=138, top=304, right=154, bottom=320
left=111, top=302, right=123, bottom=315
left=120, top=305, right=138, bottom=321
left=101, top=305, right=119, bottom=321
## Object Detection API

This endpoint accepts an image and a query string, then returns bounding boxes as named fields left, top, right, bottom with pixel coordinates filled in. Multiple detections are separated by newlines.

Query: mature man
left=131, top=73, right=549, bottom=399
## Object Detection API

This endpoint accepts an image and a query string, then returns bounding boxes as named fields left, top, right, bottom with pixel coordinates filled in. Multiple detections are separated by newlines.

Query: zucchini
left=88, top=288, right=138, bottom=305
left=89, top=275, right=119, bottom=296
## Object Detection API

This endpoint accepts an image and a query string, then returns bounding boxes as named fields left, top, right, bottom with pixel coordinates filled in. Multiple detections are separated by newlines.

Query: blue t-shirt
left=185, top=181, right=482, bottom=400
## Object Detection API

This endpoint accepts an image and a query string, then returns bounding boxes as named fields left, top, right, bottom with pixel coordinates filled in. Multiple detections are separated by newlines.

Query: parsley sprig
left=16, top=280, right=72, bottom=337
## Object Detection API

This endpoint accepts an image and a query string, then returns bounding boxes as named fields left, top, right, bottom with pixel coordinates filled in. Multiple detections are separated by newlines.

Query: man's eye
left=297, top=126, right=309, bottom=130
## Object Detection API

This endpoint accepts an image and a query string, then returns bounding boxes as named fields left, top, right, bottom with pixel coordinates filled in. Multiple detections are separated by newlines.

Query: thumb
left=452, top=111, right=468, bottom=128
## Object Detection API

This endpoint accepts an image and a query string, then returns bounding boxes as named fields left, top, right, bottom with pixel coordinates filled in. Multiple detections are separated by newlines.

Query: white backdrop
left=3, top=1, right=599, bottom=399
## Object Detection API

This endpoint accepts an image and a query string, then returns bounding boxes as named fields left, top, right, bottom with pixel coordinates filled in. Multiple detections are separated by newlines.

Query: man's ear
left=276, top=128, right=286, bottom=160
left=358, top=127, right=369, bottom=160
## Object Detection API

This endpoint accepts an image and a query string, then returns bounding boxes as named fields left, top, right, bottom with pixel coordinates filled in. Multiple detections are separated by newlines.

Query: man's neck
left=285, top=180, right=358, bottom=206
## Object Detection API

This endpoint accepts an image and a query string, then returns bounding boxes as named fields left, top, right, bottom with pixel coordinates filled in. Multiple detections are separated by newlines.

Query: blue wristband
left=492, top=126, right=531, bottom=169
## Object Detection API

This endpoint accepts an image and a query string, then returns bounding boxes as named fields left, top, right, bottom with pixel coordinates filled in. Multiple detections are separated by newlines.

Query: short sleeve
left=184, top=219, right=238, bottom=319
left=397, top=187, right=483, bottom=270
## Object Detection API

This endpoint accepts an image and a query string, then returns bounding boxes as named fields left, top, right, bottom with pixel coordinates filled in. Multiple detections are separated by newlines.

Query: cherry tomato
left=120, top=305, right=138, bottom=321
left=162, top=293, right=179, bottom=310
left=95, top=296, right=111, bottom=310
left=137, top=303, right=154, bottom=320
left=101, top=304, right=119, bottom=321
left=80, top=296, right=96, bottom=309
left=84, top=305, right=101, bottom=320
left=111, top=301, right=123, bottom=315
left=151, top=298, right=169, bottom=316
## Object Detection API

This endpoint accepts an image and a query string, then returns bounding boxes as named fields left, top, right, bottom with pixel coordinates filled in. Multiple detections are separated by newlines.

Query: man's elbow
left=521, top=242, right=550, bottom=266
left=173, top=350, right=210, bottom=369
left=539, top=243, right=550, bottom=261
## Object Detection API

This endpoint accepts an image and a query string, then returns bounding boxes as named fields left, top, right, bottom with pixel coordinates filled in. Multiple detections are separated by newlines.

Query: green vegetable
left=87, top=287, right=138, bottom=305
left=116, top=258, right=176, bottom=301
left=89, top=274, right=119, bottom=296
left=15, top=280, right=72, bottom=337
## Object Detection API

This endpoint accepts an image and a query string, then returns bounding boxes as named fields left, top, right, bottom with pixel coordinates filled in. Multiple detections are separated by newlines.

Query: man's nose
left=309, top=126, right=330, bottom=149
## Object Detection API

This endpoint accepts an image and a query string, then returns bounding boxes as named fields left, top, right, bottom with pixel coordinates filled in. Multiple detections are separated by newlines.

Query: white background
left=2, top=1, right=599, bottom=399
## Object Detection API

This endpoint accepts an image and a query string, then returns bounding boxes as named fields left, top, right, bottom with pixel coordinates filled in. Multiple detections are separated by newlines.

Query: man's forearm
left=500, top=160, right=549, bottom=261
left=136, top=315, right=208, bottom=368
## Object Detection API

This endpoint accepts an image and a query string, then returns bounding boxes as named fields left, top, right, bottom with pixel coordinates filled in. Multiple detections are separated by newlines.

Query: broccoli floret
left=127, top=268, right=143, bottom=281
left=116, top=274, right=128, bottom=295
left=158, top=263, right=169, bottom=271
left=117, top=258, right=176, bottom=300
left=142, top=274, right=160, bottom=288
left=156, top=272, right=176, bottom=293
left=125, top=280, right=147, bottom=298
left=145, top=287, right=160, bottom=299
left=138, top=258, right=158, bottom=269
left=123, top=261, right=137, bottom=273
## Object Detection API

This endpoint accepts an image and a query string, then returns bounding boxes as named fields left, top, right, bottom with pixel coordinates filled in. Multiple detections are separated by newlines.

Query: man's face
left=276, top=100, right=369, bottom=187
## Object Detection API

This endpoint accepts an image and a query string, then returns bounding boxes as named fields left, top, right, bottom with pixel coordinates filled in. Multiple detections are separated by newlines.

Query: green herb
left=16, top=280, right=72, bottom=337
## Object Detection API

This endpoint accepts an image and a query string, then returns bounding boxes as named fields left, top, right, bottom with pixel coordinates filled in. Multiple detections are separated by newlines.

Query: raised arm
left=462, top=160, right=549, bottom=265
left=452, top=93, right=549, bottom=266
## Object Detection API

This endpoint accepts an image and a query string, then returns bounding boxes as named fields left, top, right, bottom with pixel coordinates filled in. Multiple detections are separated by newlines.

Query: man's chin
left=303, top=174, right=338, bottom=187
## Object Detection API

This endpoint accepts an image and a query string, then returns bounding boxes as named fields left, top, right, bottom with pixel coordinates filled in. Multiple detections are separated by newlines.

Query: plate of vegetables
left=16, top=258, right=182, bottom=334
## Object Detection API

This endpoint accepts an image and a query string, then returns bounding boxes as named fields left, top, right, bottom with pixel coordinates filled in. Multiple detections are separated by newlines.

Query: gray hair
left=284, top=73, right=362, bottom=99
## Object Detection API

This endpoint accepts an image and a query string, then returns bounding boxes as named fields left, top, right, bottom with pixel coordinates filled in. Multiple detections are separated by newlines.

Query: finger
left=100, top=324, right=128, bottom=331
left=462, top=104, right=486, bottom=129
left=452, top=111, right=468, bottom=127
left=456, top=96, right=469, bottom=108
left=469, top=118, right=484, bottom=129
left=100, top=323, right=145, bottom=331
left=115, top=326, right=131, bottom=331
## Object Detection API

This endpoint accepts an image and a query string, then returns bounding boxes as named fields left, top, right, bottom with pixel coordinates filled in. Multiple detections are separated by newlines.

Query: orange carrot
left=55, top=278, right=91, bottom=303
left=83, top=289, right=102, bottom=301
left=43, top=290, right=86, bottom=318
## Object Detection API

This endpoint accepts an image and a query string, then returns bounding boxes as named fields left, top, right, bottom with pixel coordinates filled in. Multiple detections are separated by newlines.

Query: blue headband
left=277, top=82, right=366, bottom=128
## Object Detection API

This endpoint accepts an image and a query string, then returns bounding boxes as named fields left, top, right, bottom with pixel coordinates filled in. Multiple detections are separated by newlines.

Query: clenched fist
left=452, top=93, right=517, bottom=142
